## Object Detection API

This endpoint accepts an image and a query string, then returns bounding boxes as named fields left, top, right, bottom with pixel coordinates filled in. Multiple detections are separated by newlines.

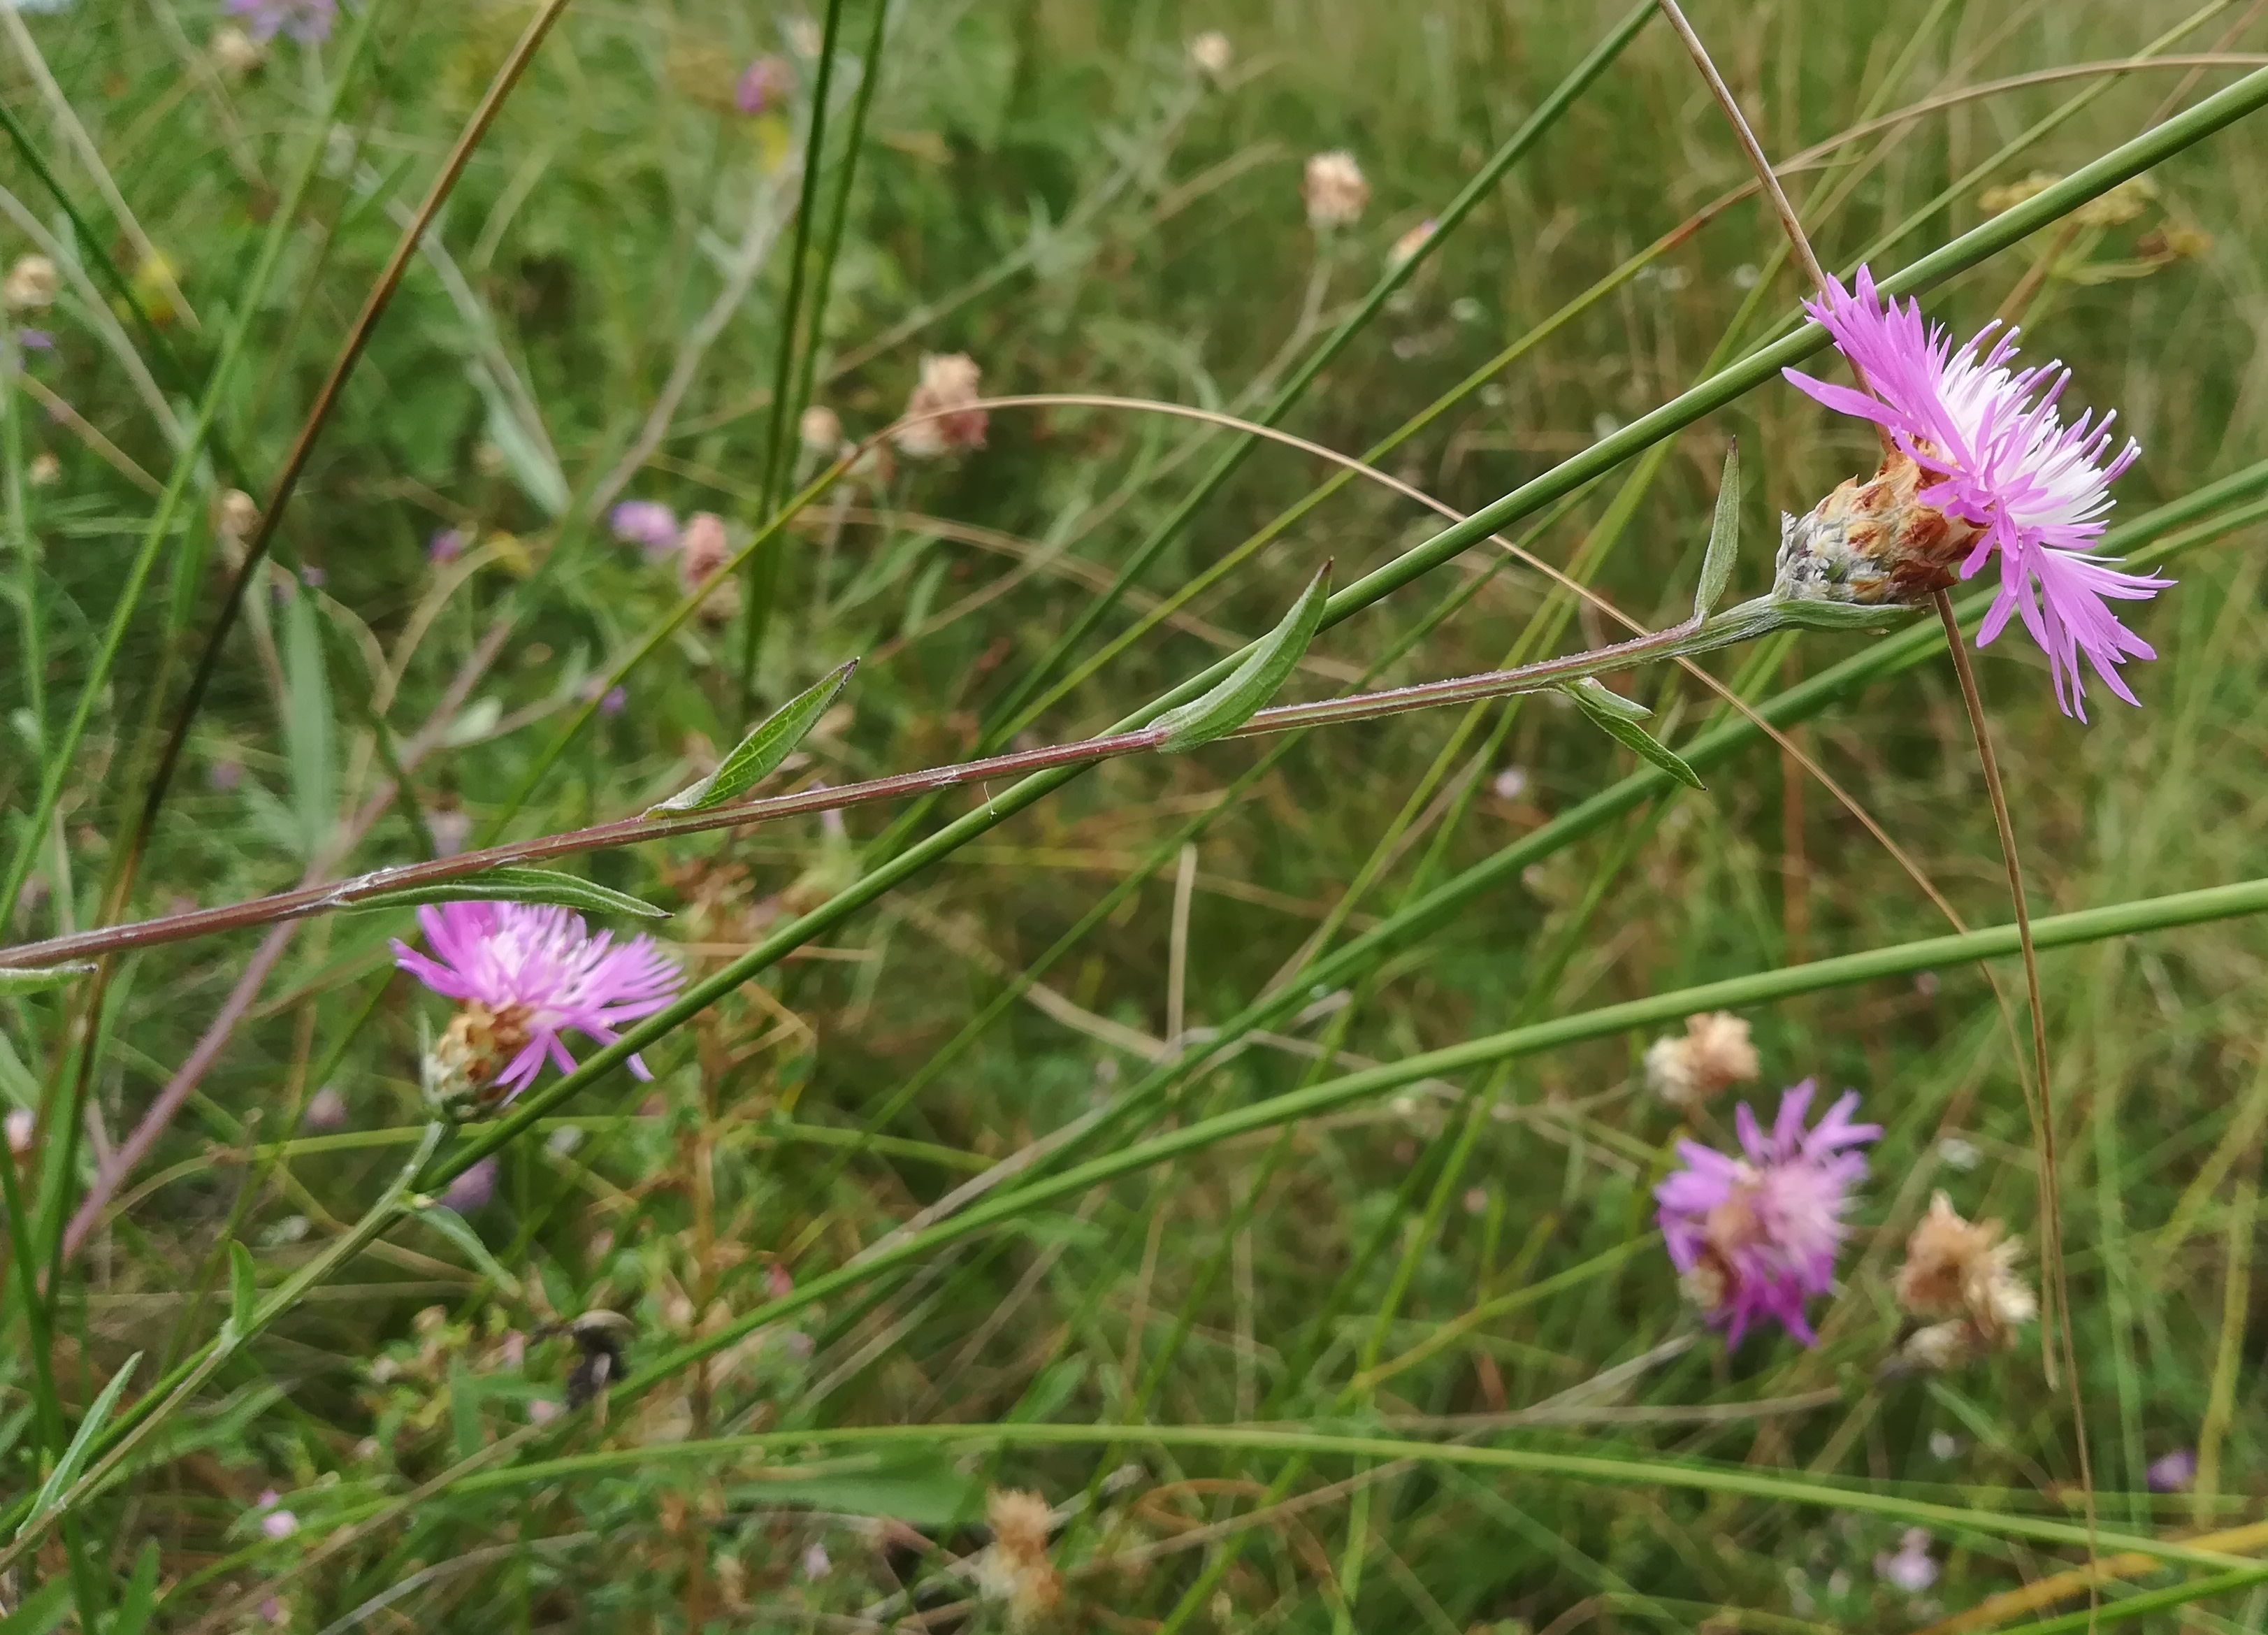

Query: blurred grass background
left=6, top=0, right=2268, bottom=1627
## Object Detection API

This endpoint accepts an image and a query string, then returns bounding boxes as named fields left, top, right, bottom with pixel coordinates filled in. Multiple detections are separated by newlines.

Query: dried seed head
left=1187, top=30, right=1232, bottom=80
left=893, top=353, right=987, bottom=459
left=678, top=512, right=740, bottom=623
left=1645, top=1011, right=1759, bottom=1109
left=1303, top=150, right=1369, bottom=231
left=1891, top=1193, right=2035, bottom=1368
left=3, top=255, right=57, bottom=312
left=978, top=1488, right=1061, bottom=1628
left=799, top=403, right=842, bottom=454
left=217, top=487, right=261, bottom=545
left=1775, top=451, right=1982, bottom=607
left=27, top=452, right=59, bottom=488
left=421, top=1002, right=535, bottom=1121
left=212, top=24, right=264, bottom=73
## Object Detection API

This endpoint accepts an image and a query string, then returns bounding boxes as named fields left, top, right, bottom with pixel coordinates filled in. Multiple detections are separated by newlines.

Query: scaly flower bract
left=1655, top=1080, right=1879, bottom=1346
left=392, top=902, right=681, bottom=1114
left=1783, top=266, right=2168, bottom=719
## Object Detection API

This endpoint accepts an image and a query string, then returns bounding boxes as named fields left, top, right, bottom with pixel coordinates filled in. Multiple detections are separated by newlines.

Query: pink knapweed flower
left=1782, top=266, right=2168, bottom=719
left=254, top=1490, right=298, bottom=1539
left=392, top=902, right=681, bottom=1118
left=1655, top=1080, right=1879, bottom=1346
left=222, top=0, right=335, bottom=45
left=735, top=56, right=793, bottom=115
left=608, top=500, right=680, bottom=558
left=2148, top=1448, right=2197, bottom=1492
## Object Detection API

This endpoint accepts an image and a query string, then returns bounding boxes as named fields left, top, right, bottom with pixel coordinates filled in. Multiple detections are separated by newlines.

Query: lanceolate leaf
left=338, top=866, right=668, bottom=921
left=17, top=1352, right=139, bottom=1536
left=0, top=963, right=96, bottom=995
left=1693, top=439, right=1740, bottom=617
left=1153, top=562, right=1332, bottom=751
left=646, top=659, right=858, bottom=816
left=1559, top=680, right=1704, bottom=790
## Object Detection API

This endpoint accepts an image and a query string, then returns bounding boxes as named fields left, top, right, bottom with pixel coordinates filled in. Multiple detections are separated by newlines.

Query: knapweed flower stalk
left=1655, top=1081, right=1879, bottom=1346
left=393, top=902, right=681, bottom=1118
left=1777, top=266, right=2168, bottom=719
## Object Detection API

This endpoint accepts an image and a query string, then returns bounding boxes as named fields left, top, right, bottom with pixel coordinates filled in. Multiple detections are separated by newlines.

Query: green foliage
left=0, top=0, right=2265, bottom=1630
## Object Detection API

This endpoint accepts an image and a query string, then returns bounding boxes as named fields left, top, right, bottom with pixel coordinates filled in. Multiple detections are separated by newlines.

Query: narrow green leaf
left=1693, top=438, right=1739, bottom=617
left=17, top=1353, right=140, bottom=1536
left=0, top=963, right=96, bottom=995
left=1559, top=682, right=1703, bottom=790
left=107, top=1539, right=160, bottom=1635
left=282, top=589, right=335, bottom=860
left=339, top=866, right=667, bottom=921
left=645, top=659, right=858, bottom=816
left=416, top=1202, right=523, bottom=1298
left=1768, top=597, right=1914, bottom=632
left=1153, top=562, right=1332, bottom=751
left=226, top=1243, right=258, bottom=1342
left=0, top=1576, right=71, bottom=1635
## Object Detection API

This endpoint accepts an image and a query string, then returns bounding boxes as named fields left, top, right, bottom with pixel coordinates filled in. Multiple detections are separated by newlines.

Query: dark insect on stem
left=550, top=1310, right=635, bottom=1414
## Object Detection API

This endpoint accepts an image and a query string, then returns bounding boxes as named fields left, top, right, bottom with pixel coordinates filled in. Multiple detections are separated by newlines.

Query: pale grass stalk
left=0, top=6, right=198, bottom=330
left=1166, top=842, right=1198, bottom=1049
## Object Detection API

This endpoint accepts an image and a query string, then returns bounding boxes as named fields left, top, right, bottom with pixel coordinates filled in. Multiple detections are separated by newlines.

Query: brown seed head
left=1645, top=1011, right=1758, bottom=1109
left=978, top=1488, right=1060, bottom=1627
left=894, top=353, right=987, bottom=459
left=1893, top=1192, right=2036, bottom=1367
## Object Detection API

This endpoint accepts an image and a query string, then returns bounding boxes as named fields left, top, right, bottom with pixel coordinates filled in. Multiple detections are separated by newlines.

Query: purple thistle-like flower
left=735, top=56, right=793, bottom=115
left=1783, top=266, right=2169, bottom=719
left=1655, top=1080, right=1879, bottom=1347
left=2147, top=1448, right=2197, bottom=1492
left=222, top=0, right=335, bottom=45
left=392, top=902, right=681, bottom=1116
left=428, top=527, right=468, bottom=563
left=609, top=500, right=679, bottom=558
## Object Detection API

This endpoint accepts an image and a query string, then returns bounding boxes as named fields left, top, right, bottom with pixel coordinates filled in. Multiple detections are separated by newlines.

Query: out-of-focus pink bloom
left=1387, top=218, right=1437, bottom=270
left=803, top=1541, right=832, bottom=1578
left=1875, top=1528, right=1937, bottom=1593
left=2148, top=1448, right=2197, bottom=1492
left=735, top=56, right=793, bottom=115
left=1655, top=1081, right=1879, bottom=1346
left=892, top=354, right=987, bottom=459
left=222, top=0, right=335, bottom=45
left=441, top=1155, right=498, bottom=1212
left=17, top=330, right=53, bottom=351
left=301, top=1086, right=349, bottom=1131
left=255, top=1490, right=299, bottom=1539
left=1783, top=266, right=2166, bottom=719
left=609, top=500, right=680, bottom=559
left=208, top=758, right=243, bottom=792
left=299, top=566, right=326, bottom=588
left=428, top=527, right=468, bottom=563
left=392, top=902, right=681, bottom=1114
left=765, top=1261, right=794, bottom=1299
left=527, top=1397, right=563, bottom=1425
left=6, top=1109, right=32, bottom=1160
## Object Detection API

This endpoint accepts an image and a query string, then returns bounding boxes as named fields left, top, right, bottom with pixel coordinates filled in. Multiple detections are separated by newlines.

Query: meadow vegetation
left=3, top=0, right=2268, bottom=1629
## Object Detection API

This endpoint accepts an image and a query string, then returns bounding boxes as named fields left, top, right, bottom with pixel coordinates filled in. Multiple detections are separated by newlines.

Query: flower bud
left=799, top=403, right=842, bottom=454
left=1644, top=1011, right=1758, bottom=1110
left=1774, top=451, right=1981, bottom=607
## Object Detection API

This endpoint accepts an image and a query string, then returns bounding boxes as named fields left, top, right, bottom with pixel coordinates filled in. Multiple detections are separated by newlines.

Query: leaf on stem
left=0, top=963, right=97, bottom=994
left=645, top=659, right=858, bottom=816
left=17, top=1351, right=139, bottom=1534
left=1153, top=562, right=1333, bottom=751
left=1559, top=679, right=1704, bottom=789
left=226, top=1242, right=259, bottom=1344
left=338, top=866, right=668, bottom=921
left=1694, top=438, right=1740, bottom=618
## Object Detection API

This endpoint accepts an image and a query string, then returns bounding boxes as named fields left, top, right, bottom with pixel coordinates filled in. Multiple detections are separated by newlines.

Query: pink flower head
left=1784, top=266, right=2169, bottom=719
left=608, top=500, right=680, bottom=559
left=1655, top=1080, right=1879, bottom=1346
left=2148, top=1448, right=2197, bottom=1492
left=222, top=0, right=335, bottom=44
left=735, top=56, right=794, bottom=115
left=392, top=902, right=681, bottom=1115
left=254, top=1490, right=299, bottom=1539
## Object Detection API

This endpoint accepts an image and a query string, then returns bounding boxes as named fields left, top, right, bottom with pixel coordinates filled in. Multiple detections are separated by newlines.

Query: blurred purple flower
left=222, top=0, right=335, bottom=45
left=208, top=758, right=243, bottom=792
left=608, top=500, right=679, bottom=558
left=1655, top=1081, right=1879, bottom=1346
left=735, top=56, right=793, bottom=115
left=440, top=1155, right=497, bottom=1212
left=299, top=566, right=325, bottom=588
left=254, top=1490, right=299, bottom=1539
left=17, top=330, right=52, bottom=351
left=2148, top=1448, right=2197, bottom=1492
left=1875, top=1528, right=1937, bottom=1593
left=428, top=527, right=468, bottom=563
